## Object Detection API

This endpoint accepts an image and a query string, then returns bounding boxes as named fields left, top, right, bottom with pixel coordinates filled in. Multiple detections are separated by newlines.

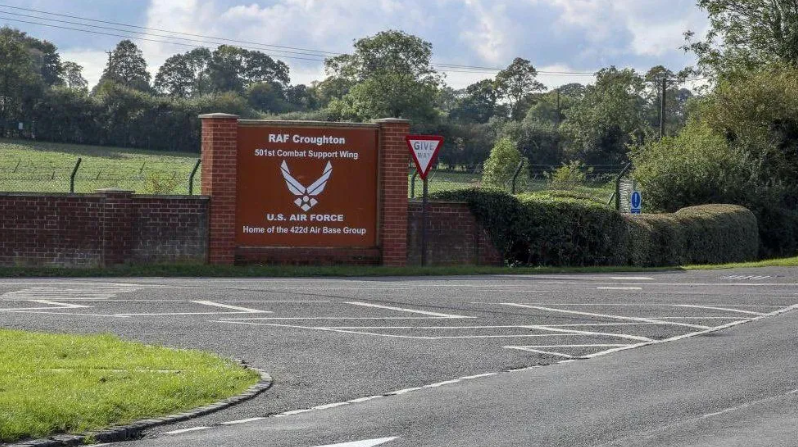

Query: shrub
left=433, top=189, right=759, bottom=267
left=432, top=188, right=627, bottom=266
left=545, top=160, right=592, bottom=190
left=625, top=204, right=759, bottom=266
left=481, top=138, right=529, bottom=190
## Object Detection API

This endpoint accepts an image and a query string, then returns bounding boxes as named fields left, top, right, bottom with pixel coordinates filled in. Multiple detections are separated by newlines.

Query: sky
left=0, top=0, right=709, bottom=90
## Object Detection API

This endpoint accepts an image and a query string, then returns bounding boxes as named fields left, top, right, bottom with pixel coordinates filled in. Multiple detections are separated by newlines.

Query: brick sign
left=236, top=124, right=378, bottom=247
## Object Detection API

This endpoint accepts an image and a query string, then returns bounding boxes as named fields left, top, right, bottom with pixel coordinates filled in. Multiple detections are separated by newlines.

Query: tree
left=560, top=67, right=648, bottom=164
left=98, top=40, right=151, bottom=91
left=154, top=48, right=211, bottom=97
left=495, top=57, right=545, bottom=119
left=686, top=0, right=798, bottom=78
left=208, top=45, right=289, bottom=94
left=324, top=30, right=442, bottom=120
left=0, top=29, right=43, bottom=136
left=482, top=138, right=529, bottom=190
left=450, top=79, right=500, bottom=123
left=61, top=61, right=88, bottom=91
left=0, top=28, right=62, bottom=86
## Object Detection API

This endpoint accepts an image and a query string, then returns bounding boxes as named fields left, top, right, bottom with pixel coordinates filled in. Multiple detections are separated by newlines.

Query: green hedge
left=626, top=204, right=759, bottom=266
left=432, top=189, right=759, bottom=267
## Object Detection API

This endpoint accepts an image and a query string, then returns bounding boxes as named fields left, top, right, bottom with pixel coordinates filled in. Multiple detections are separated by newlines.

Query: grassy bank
left=0, top=329, right=260, bottom=443
left=0, top=256, right=795, bottom=278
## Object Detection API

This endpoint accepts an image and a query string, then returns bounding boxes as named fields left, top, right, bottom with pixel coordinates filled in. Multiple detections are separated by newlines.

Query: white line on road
left=192, top=300, right=271, bottom=313
left=609, top=277, right=654, bottom=280
left=313, top=437, right=398, bottom=447
left=345, top=301, right=474, bottom=319
left=220, top=417, right=265, bottom=425
left=504, top=346, right=575, bottom=358
left=502, top=303, right=711, bottom=330
left=112, top=300, right=271, bottom=317
left=597, top=287, right=643, bottom=290
left=675, top=304, right=766, bottom=316
left=164, top=427, right=210, bottom=435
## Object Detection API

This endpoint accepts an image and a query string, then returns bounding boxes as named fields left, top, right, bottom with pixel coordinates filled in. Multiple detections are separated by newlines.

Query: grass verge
left=0, top=329, right=260, bottom=444
left=1, top=257, right=796, bottom=278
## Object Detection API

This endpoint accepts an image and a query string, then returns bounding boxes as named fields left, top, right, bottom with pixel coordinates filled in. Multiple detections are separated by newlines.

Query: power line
left=0, top=3, right=706, bottom=83
left=0, top=3, right=600, bottom=77
left=0, top=3, right=340, bottom=57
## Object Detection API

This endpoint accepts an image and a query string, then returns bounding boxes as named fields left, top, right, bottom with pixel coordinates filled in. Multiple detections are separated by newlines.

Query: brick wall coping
left=0, top=192, right=209, bottom=200
left=374, top=118, right=411, bottom=124
left=0, top=192, right=106, bottom=198
left=237, top=119, right=379, bottom=129
left=131, top=194, right=210, bottom=200
left=408, top=199, right=469, bottom=205
left=199, top=113, right=239, bottom=119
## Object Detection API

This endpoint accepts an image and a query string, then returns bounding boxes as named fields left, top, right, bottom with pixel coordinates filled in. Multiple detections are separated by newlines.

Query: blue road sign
left=630, top=191, right=642, bottom=214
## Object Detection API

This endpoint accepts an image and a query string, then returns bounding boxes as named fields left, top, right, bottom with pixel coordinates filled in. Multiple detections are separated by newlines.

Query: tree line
left=0, top=26, right=692, bottom=163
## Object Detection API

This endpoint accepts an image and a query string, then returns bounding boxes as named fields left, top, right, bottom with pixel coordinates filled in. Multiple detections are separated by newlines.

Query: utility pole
left=659, top=77, right=667, bottom=140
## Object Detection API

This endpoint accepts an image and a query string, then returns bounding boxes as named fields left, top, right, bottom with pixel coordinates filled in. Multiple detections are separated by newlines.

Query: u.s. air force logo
left=280, top=160, right=332, bottom=212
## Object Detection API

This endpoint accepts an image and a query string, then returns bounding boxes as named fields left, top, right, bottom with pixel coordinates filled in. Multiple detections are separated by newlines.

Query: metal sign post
left=406, top=135, right=444, bottom=267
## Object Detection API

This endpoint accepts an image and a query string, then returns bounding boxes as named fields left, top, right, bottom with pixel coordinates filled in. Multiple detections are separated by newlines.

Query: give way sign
left=406, top=135, right=444, bottom=180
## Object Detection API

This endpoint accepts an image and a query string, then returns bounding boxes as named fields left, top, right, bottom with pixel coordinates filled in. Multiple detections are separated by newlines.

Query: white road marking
left=164, top=427, right=210, bottom=435
left=221, top=417, right=265, bottom=425
left=0, top=285, right=142, bottom=301
left=675, top=304, right=765, bottom=316
left=345, top=301, right=474, bottom=319
left=597, top=287, right=643, bottom=290
left=609, top=277, right=654, bottom=280
left=515, top=344, right=632, bottom=348
left=313, top=437, right=398, bottom=447
left=112, top=300, right=271, bottom=317
left=504, top=346, right=575, bottom=358
left=219, top=317, right=463, bottom=321
left=502, top=303, right=712, bottom=330
left=192, top=300, right=270, bottom=313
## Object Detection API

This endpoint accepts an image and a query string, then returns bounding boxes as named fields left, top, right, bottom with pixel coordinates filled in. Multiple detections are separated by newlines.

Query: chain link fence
left=409, top=163, right=628, bottom=207
left=0, top=158, right=202, bottom=195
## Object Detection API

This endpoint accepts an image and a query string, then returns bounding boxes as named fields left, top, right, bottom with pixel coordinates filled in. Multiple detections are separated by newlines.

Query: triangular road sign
left=406, top=135, right=444, bottom=180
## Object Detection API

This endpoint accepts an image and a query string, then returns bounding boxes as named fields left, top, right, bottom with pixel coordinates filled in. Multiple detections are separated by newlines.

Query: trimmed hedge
left=626, top=204, right=759, bottom=266
left=432, top=189, right=759, bottom=267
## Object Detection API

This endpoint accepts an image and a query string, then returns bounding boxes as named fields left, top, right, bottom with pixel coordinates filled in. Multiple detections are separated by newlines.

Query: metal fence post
left=411, top=169, right=418, bottom=199
left=614, top=163, right=632, bottom=211
left=511, top=160, right=525, bottom=194
left=70, top=158, right=82, bottom=193
left=188, top=158, right=201, bottom=195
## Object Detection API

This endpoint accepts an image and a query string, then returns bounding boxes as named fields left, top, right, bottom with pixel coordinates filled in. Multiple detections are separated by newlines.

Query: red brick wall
left=377, top=119, right=410, bottom=266
left=407, top=201, right=502, bottom=266
left=0, top=192, right=209, bottom=267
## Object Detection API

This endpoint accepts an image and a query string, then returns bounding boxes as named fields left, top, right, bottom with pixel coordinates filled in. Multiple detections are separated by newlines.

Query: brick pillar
left=97, top=188, right=133, bottom=267
left=376, top=118, right=410, bottom=266
left=200, top=113, right=239, bottom=265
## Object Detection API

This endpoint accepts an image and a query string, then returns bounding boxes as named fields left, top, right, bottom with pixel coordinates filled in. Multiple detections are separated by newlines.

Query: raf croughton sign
left=236, top=124, right=378, bottom=248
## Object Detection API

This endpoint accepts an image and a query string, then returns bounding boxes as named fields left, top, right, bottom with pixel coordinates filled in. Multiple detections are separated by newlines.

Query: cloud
left=58, top=49, right=108, bottom=88
left=5, top=0, right=708, bottom=89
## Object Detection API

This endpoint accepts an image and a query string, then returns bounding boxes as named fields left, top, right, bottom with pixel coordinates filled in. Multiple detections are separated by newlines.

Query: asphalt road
left=0, top=268, right=796, bottom=446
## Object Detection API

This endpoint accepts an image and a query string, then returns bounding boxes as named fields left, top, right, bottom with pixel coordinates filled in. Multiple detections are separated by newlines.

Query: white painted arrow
left=313, top=437, right=398, bottom=447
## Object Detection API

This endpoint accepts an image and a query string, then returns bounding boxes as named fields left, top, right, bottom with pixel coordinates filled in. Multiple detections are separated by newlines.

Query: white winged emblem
left=280, top=160, right=333, bottom=212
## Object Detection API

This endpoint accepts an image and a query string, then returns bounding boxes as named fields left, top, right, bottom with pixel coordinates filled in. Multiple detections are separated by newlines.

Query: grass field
left=0, top=139, right=201, bottom=194
left=0, top=329, right=259, bottom=443
left=2, top=138, right=616, bottom=200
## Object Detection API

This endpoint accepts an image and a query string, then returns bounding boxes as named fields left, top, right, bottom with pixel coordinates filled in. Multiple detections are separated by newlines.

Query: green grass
left=0, top=138, right=200, bottom=194
left=0, top=329, right=259, bottom=443
left=1, top=256, right=796, bottom=278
